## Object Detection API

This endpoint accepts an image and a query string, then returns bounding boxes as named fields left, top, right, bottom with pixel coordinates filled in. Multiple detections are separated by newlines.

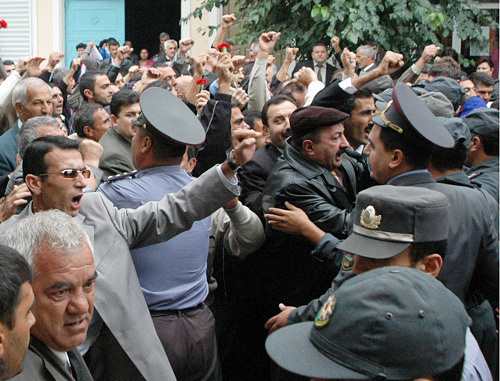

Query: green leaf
left=321, top=6, right=330, bottom=20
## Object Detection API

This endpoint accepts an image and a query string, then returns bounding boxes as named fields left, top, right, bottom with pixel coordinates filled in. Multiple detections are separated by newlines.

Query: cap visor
left=337, top=232, right=411, bottom=259
left=266, top=322, right=370, bottom=380
left=372, top=113, right=387, bottom=128
left=375, top=101, right=388, bottom=111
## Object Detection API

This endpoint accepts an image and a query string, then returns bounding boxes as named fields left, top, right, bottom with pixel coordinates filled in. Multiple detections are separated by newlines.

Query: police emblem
left=360, top=205, right=382, bottom=229
left=341, top=253, right=354, bottom=271
left=314, top=294, right=336, bottom=328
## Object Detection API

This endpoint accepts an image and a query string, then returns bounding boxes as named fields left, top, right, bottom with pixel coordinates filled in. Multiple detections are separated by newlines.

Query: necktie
left=67, top=350, right=83, bottom=380
left=316, top=64, right=323, bottom=82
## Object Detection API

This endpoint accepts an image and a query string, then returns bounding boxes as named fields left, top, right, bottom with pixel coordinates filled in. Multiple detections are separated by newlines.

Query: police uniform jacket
left=466, top=157, right=499, bottom=203
left=11, top=335, right=93, bottom=381
left=1, top=165, right=238, bottom=381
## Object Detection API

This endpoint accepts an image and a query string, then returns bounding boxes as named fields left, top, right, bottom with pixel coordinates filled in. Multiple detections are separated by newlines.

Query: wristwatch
left=226, top=149, right=241, bottom=171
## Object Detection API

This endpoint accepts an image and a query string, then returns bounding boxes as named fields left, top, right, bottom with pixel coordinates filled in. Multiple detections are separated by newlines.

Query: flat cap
left=132, top=87, right=206, bottom=145
left=461, top=107, right=499, bottom=140
left=372, top=83, right=455, bottom=148
left=425, top=77, right=465, bottom=110
left=337, top=185, right=449, bottom=259
left=437, top=117, right=471, bottom=150
left=290, top=106, right=349, bottom=138
left=419, top=91, right=454, bottom=118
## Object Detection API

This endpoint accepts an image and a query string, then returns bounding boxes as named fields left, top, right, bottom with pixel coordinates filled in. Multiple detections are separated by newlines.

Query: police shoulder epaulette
left=102, top=170, right=138, bottom=183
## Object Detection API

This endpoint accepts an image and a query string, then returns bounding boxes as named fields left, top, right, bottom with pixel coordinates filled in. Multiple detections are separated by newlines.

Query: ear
left=414, top=254, right=443, bottom=278
left=187, top=158, right=197, bottom=173
left=83, top=89, right=94, bottom=101
left=110, top=115, right=118, bottom=126
left=25, top=174, right=42, bottom=196
left=0, top=329, right=5, bottom=359
left=469, top=136, right=481, bottom=153
left=14, top=102, right=24, bottom=116
left=388, top=148, right=405, bottom=169
left=141, top=136, right=153, bottom=154
left=83, top=125, right=95, bottom=139
left=262, top=125, right=270, bottom=136
left=301, top=140, right=315, bottom=158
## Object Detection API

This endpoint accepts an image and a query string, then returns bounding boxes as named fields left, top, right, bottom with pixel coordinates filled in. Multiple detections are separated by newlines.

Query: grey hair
left=52, top=66, right=70, bottom=84
left=164, top=39, right=178, bottom=49
left=0, top=210, right=93, bottom=275
left=17, top=116, right=61, bottom=159
left=357, top=45, right=376, bottom=60
left=12, top=77, right=50, bottom=108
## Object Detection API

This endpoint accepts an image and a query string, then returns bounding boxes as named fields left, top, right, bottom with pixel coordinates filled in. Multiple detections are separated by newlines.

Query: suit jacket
left=99, top=127, right=135, bottom=179
left=0, top=120, right=19, bottom=176
left=239, top=143, right=282, bottom=218
left=11, top=335, right=93, bottom=381
left=292, top=60, right=337, bottom=84
left=0, top=166, right=237, bottom=381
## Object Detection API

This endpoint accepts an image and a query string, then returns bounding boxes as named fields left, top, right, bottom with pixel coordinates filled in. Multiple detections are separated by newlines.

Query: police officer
left=463, top=108, right=499, bottom=203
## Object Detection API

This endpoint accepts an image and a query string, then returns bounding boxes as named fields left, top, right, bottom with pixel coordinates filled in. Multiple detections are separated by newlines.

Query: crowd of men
left=0, top=12, right=498, bottom=381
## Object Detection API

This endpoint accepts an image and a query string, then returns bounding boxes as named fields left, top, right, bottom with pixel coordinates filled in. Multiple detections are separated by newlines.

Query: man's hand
left=70, top=58, right=81, bottom=72
left=15, top=57, right=29, bottom=75
left=0, top=184, right=31, bottom=223
left=331, top=36, right=341, bottom=52
left=265, top=201, right=326, bottom=244
left=375, top=51, right=404, bottom=76
left=294, top=67, right=318, bottom=86
left=420, top=44, right=440, bottom=64
left=195, top=90, right=211, bottom=112
left=341, top=48, right=357, bottom=76
left=87, top=40, right=95, bottom=50
left=221, top=14, right=236, bottom=29
left=231, top=55, right=249, bottom=71
left=80, top=138, right=103, bottom=167
left=265, top=201, right=311, bottom=235
left=215, top=52, right=234, bottom=86
left=193, top=53, right=208, bottom=77
left=47, top=52, right=65, bottom=70
left=179, top=38, right=195, bottom=54
left=127, top=65, right=140, bottom=77
left=27, top=57, right=48, bottom=77
left=284, top=47, right=299, bottom=64
left=258, top=31, right=281, bottom=54
left=115, top=46, right=132, bottom=66
left=231, top=88, right=249, bottom=109
left=231, top=128, right=262, bottom=166
left=264, top=304, right=297, bottom=334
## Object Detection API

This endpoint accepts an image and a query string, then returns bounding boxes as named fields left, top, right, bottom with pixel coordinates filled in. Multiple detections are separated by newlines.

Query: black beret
left=290, top=106, right=349, bottom=138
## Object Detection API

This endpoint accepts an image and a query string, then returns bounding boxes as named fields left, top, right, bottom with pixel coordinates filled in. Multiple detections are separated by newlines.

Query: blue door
left=65, top=0, right=125, bottom=66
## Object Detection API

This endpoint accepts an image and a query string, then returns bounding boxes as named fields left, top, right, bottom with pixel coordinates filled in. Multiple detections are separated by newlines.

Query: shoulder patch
left=341, top=252, right=354, bottom=271
left=315, top=294, right=336, bottom=328
left=102, top=170, right=138, bottom=183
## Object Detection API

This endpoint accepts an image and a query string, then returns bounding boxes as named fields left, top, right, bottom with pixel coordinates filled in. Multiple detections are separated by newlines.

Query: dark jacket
left=239, top=142, right=369, bottom=307
left=239, top=143, right=282, bottom=219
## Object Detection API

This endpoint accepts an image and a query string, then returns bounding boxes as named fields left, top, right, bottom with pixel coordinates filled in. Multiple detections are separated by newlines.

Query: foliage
left=182, top=0, right=496, bottom=63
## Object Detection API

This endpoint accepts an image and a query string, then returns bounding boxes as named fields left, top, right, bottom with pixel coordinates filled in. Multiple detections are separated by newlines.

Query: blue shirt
left=99, top=165, right=211, bottom=310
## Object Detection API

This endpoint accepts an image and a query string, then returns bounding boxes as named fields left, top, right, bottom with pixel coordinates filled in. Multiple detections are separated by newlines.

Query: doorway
left=125, top=0, right=181, bottom=61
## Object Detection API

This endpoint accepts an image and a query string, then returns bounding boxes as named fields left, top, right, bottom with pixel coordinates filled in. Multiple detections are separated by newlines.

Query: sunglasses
left=39, top=168, right=91, bottom=179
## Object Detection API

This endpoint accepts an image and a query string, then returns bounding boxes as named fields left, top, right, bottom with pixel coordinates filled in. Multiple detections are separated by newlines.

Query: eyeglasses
left=39, top=168, right=91, bottom=179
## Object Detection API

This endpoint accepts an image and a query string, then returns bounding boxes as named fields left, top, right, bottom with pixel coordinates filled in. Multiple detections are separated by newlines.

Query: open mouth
left=71, top=195, right=83, bottom=208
